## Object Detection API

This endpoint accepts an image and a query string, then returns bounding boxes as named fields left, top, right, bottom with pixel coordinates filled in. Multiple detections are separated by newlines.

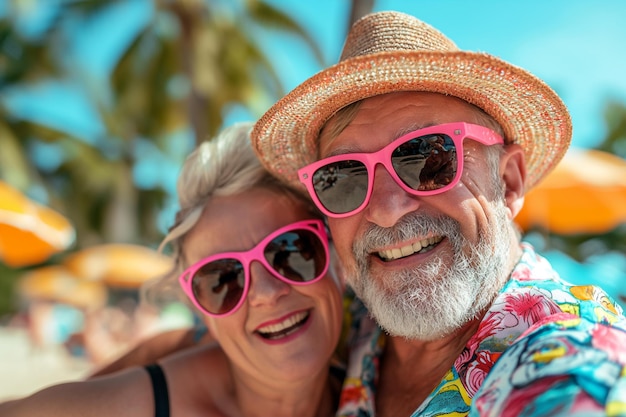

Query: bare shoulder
left=163, top=342, right=231, bottom=390
left=90, top=327, right=203, bottom=377
left=0, top=367, right=154, bottom=417
left=162, top=343, right=234, bottom=414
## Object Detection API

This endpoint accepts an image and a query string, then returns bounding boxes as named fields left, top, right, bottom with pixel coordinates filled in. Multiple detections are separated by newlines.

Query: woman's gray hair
left=160, top=121, right=282, bottom=250
left=143, top=121, right=320, bottom=307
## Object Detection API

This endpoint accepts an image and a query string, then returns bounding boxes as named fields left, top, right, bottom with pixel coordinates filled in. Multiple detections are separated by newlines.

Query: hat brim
left=252, top=50, right=572, bottom=192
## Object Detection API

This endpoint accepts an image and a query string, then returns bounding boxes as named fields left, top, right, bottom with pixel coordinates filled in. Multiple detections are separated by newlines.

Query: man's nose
left=363, top=164, right=422, bottom=228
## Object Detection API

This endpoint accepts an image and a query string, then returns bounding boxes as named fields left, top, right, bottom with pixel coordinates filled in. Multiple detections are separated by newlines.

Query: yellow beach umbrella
left=0, top=181, right=75, bottom=267
left=18, top=265, right=108, bottom=310
left=516, top=149, right=626, bottom=234
left=63, top=243, right=174, bottom=288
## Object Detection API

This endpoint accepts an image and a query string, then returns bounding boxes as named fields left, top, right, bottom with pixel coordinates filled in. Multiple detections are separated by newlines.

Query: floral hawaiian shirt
left=336, top=243, right=626, bottom=417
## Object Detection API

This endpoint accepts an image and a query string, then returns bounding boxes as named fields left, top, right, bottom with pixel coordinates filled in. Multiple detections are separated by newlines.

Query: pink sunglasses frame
left=298, top=122, right=504, bottom=218
left=178, top=219, right=329, bottom=317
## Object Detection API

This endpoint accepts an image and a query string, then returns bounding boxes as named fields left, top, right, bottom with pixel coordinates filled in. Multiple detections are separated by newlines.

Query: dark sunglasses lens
left=392, top=134, right=457, bottom=191
left=191, top=259, right=245, bottom=315
left=311, top=160, right=368, bottom=214
left=265, top=229, right=326, bottom=282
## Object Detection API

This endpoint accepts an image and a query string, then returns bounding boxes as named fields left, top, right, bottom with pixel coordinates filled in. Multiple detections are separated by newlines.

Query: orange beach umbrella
left=515, top=149, right=626, bottom=235
left=0, top=181, right=75, bottom=267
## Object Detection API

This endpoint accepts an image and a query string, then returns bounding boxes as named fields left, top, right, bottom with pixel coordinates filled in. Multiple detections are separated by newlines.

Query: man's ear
left=500, top=144, right=526, bottom=219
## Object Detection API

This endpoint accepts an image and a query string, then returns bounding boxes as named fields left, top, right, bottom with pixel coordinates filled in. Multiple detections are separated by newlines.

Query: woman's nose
left=246, top=261, right=291, bottom=308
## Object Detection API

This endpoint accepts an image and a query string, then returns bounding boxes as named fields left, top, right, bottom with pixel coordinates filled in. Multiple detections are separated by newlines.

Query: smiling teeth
left=379, top=236, right=443, bottom=261
left=257, top=311, right=309, bottom=335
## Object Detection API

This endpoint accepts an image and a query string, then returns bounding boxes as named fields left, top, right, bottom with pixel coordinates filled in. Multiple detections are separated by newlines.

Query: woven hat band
left=340, top=12, right=459, bottom=61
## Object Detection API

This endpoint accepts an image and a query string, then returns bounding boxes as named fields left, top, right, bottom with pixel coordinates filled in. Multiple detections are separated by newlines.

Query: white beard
left=346, top=198, right=512, bottom=341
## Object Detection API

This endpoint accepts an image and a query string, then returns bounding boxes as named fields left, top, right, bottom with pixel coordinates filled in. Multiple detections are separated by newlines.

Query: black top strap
left=145, top=364, right=170, bottom=417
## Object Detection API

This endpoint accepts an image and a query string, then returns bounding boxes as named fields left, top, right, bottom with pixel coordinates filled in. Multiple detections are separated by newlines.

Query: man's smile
left=378, top=236, right=444, bottom=261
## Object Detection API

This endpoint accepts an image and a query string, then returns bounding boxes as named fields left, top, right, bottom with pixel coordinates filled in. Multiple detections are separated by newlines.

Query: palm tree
left=348, top=0, right=374, bottom=26
left=2, top=0, right=324, bottom=244
left=109, top=0, right=325, bottom=146
left=0, top=10, right=80, bottom=315
left=0, top=0, right=324, bottom=316
left=597, top=100, right=626, bottom=159
left=0, top=12, right=69, bottom=191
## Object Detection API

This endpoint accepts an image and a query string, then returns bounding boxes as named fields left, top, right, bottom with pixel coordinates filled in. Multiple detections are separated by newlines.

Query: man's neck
left=376, top=316, right=484, bottom=417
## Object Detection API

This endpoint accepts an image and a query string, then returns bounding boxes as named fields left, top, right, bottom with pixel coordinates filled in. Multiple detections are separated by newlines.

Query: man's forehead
left=318, top=92, right=496, bottom=157
left=319, top=121, right=439, bottom=158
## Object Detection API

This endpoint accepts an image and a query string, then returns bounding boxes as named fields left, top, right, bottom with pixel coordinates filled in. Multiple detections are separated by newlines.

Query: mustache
left=353, top=212, right=463, bottom=258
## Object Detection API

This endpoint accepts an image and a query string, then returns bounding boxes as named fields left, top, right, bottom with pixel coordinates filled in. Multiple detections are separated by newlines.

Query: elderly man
left=252, top=11, right=626, bottom=417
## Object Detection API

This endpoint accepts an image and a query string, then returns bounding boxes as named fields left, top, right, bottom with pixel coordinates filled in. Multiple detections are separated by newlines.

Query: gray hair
left=160, top=122, right=287, bottom=251
left=143, top=122, right=319, bottom=307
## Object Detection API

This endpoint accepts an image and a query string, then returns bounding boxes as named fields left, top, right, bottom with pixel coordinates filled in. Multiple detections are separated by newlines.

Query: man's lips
left=377, top=236, right=444, bottom=261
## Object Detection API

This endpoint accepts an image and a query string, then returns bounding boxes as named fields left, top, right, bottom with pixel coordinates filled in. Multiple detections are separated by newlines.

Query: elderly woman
left=0, top=122, right=345, bottom=417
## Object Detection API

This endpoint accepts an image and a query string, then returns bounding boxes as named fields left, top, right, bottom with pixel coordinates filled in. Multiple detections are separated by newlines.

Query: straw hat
left=252, top=11, right=572, bottom=191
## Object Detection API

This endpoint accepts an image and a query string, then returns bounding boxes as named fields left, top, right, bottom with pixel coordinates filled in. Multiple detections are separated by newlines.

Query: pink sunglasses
left=298, top=122, right=504, bottom=218
left=179, top=220, right=329, bottom=317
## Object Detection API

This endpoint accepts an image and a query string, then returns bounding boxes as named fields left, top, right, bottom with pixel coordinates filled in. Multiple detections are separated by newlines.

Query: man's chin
left=370, top=301, right=472, bottom=340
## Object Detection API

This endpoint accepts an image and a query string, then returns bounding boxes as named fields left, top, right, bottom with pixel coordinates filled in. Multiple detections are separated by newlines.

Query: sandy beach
left=0, top=326, right=93, bottom=402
